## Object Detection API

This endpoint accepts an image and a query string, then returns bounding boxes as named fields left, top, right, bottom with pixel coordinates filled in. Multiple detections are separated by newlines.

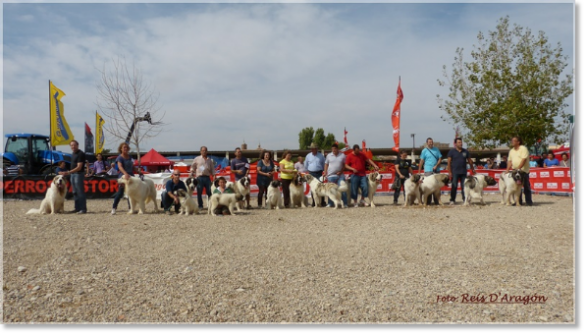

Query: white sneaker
left=111, top=209, right=116, bottom=215
left=326, top=204, right=332, bottom=208
left=449, top=201, right=455, bottom=205
left=354, top=203, right=359, bottom=208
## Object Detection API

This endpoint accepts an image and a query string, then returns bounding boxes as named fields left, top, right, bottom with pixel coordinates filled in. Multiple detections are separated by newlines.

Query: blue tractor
left=1, top=133, right=72, bottom=175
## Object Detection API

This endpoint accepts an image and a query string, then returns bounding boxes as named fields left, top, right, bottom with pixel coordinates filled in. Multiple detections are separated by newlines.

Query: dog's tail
left=338, top=180, right=348, bottom=193
left=26, top=208, right=41, bottom=215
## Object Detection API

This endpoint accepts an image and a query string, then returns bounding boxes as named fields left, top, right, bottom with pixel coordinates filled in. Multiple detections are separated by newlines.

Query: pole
left=49, top=80, right=53, bottom=166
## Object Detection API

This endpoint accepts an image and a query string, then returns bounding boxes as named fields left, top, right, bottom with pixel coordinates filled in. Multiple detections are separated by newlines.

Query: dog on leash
left=304, top=174, right=347, bottom=209
left=226, top=176, right=251, bottom=210
left=266, top=180, right=282, bottom=210
left=175, top=189, right=198, bottom=215
left=499, top=170, right=524, bottom=206
left=357, top=172, right=382, bottom=207
left=403, top=174, right=424, bottom=207
left=208, top=192, right=243, bottom=216
left=118, top=176, right=158, bottom=214
left=419, top=173, right=450, bottom=207
left=290, top=173, right=308, bottom=208
left=464, top=175, right=497, bottom=206
left=26, top=175, right=67, bottom=214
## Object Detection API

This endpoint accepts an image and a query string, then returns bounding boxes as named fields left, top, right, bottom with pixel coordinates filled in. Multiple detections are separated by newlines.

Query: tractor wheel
left=41, top=165, right=57, bottom=176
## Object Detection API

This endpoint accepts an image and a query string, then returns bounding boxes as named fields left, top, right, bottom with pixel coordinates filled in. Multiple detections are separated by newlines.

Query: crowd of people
left=48, top=134, right=570, bottom=214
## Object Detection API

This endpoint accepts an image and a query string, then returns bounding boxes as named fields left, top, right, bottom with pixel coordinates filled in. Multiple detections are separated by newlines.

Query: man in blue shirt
left=305, top=142, right=326, bottom=207
left=447, top=138, right=475, bottom=205
left=418, top=137, right=442, bottom=205
left=230, top=147, right=251, bottom=208
left=162, top=171, right=187, bottom=215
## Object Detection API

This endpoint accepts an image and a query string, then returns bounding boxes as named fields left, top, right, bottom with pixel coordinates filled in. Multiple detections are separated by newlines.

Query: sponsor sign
left=534, top=183, right=543, bottom=189
left=540, top=171, right=550, bottom=178
left=562, top=183, right=570, bottom=190
left=546, top=182, right=558, bottom=189
left=554, top=171, right=565, bottom=178
left=529, top=172, right=537, bottom=178
left=381, top=174, right=394, bottom=180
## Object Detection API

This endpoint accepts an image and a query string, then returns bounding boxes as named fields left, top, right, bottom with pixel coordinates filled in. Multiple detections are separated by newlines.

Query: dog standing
left=304, top=174, right=346, bottom=209
left=499, top=170, right=524, bottom=206
left=26, top=175, right=67, bottom=214
left=403, top=174, right=424, bottom=207
left=118, top=176, right=159, bottom=214
left=357, top=172, right=382, bottom=207
left=290, top=173, right=308, bottom=208
left=419, top=173, right=450, bottom=207
left=266, top=180, right=282, bottom=210
left=464, top=174, right=497, bottom=206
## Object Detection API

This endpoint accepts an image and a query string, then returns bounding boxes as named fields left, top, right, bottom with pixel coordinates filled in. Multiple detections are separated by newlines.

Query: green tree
left=298, top=127, right=315, bottom=150
left=437, top=16, right=573, bottom=149
left=313, top=128, right=326, bottom=149
left=323, top=133, right=336, bottom=149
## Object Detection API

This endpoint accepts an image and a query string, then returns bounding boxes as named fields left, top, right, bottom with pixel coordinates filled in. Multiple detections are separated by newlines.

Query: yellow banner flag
left=49, top=81, right=74, bottom=146
left=95, top=112, right=106, bottom=154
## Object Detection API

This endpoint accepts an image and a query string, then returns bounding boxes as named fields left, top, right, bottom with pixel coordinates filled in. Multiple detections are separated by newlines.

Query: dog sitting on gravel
left=26, top=175, right=67, bottom=214
left=499, top=169, right=525, bottom=206
left=419, top=173, right=449, bottom=207
left=463, top=174, right=497, bottom=206
left=118, top=176, right=158, bottom=214
left=174, top=189, right=198, bottom=215
left=266, top=180, right=282, bottom=210
left=403, top=174, right=424, bottom=207
left=304, top=174, right=347, bottom=209
left=290, top=173, right=308, bottom=208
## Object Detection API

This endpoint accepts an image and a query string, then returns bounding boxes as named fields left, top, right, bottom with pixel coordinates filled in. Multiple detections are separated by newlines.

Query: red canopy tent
left=134, top=148, right=174, bottom=172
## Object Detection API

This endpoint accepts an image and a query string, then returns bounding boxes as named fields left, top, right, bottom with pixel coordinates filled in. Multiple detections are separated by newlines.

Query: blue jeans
left=196, top=176, right=212, bottom=208
left=350, top=175, right=368, bottom=202
left=70, top=174, right=86, bottom=212
left=327, top=174, right=347, bottom=206
left=450, top=173, right=467, bottom=202
left=162, top=191, right=180, bottom=212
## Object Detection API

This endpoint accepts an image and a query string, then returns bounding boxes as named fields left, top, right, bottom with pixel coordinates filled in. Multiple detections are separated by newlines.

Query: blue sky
left=2, top=1, right=574, bottom=153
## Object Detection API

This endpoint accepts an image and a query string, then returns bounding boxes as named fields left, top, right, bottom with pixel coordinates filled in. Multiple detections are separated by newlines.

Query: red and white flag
left=344, top=127, right=348, bottom=145
left=391, top=78, right=403, bottom=152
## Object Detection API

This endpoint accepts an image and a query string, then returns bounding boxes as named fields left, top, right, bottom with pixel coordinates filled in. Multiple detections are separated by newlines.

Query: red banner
left=391, top=78, right=403, bottom=152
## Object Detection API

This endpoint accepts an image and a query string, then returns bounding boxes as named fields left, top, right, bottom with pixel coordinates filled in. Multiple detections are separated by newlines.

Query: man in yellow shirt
left=506, top=136, right=533, bottom=206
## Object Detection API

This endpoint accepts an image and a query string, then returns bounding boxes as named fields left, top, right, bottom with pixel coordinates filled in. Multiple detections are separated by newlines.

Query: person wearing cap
left=304, top=142, right=326, bottom=207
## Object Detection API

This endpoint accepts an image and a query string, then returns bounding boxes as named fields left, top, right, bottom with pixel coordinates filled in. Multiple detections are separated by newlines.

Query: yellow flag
left=49, top=81, right=74, bottom=146
left=95, top=112, right=106, bottom=154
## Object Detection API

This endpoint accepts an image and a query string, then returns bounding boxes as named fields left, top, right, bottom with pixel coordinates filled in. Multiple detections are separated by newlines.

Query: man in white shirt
left=324, top=143, right=347, bottom=208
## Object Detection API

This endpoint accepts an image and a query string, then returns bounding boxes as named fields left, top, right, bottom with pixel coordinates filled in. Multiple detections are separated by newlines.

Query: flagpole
left=49, top=80, right=53, bottom=166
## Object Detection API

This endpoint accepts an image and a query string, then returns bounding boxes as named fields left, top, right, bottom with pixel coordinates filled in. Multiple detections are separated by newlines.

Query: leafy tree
left=437, top=16, right=573, bottom=149
left=313, top=128, right=326, bottom=149
left=323, top=133, right=336, bottom=149
left=298, top=127, right=315, bottom=150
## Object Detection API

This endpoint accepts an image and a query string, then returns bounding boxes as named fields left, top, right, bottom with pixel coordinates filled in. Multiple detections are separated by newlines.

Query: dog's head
left=52, top=175, right=66, bottom=192
left=435, top=173, right=450, bottom=186
left=239, top=176, right=251, bottom=188
left=510, top=169, right=523, bottom=185
left=485, top=176, right=497, bottom=186
left=293, top=173, right=304, bottom=186
left=270, top=180, right=282, bottom=188
left=185, top=177, right=198, bottom=192
left=369, top=172, right=382, bottom=184
left=303, top=174, right=315, bottom=183
left=410, top=174, right=423, bottom=183
left=118, top=176, right=135, bottom=185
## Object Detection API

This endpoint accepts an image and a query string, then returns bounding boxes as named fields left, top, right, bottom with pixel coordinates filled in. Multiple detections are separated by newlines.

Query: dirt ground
left=2, top=193, right=574, bottom=323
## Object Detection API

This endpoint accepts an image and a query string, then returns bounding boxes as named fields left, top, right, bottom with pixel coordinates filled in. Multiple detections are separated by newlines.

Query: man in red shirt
left=345, top=144, right=380, bottom=207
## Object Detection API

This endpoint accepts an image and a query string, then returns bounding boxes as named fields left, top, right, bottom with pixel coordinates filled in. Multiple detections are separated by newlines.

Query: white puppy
left=357, top=172, right=382, bottom=207
left=175, top=189, right=198, bottom=215
left=464, top=174, right=497, bottom=206
left=419, top=173, right=450, bottom=207
left=290, top=173, right=308, bottom=208
left=26, top=175, right=67, bottom=214
left=118, top=176, right=158, bottom=214
left=499, top=170, right=524, bottom=206
left=266, top=180, right=282, bottom=210
left=403, top=174, right=424, bottom=207
left=208, top=192, right=243, bottom=216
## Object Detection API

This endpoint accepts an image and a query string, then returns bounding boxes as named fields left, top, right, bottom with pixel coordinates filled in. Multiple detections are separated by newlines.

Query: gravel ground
left=2, top=193, right=574, bottom=323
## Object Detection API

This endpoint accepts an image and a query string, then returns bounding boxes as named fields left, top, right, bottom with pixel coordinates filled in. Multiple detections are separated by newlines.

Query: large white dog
left=266, top=180, right=282, bottom=210
left=419, top=173, right=450, bottom=207
left=226, top=176, right=251, bottom=211
left=118, top=176, right=158, bottom=214
left=26, top=175, right=67, bottom=214
left=208, top=192, right=243, bottom=216
left=403, top=174, right=424, bottom=207
left=464, top=174, right=497, bottom=206
left=290, top=173, right=308, bottom=208
left=304, top=174, right=348, bottom=209
left=355, top=172, right=382, bottom=207
left=175, top=189, right=198, bottom=215
left=499, top=170, right=524, bottom=206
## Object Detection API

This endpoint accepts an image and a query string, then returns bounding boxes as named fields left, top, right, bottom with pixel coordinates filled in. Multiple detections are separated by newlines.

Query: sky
left=1, top=1, right=575, bottom=153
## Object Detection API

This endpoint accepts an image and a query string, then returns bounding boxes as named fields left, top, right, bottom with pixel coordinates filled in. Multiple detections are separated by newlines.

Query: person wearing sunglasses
left=161, top=170, right=188, bottom=215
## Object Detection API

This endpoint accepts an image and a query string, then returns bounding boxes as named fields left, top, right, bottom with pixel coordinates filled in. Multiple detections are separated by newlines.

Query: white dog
left=266, top=180, right=282, bottom=210
left=464, top=174, right=497, bottom=206
left=226, top=176, right=251, bottom=211
left=403, top=174, right=424, bottom=207
left=175, top=189, right=198, bottom=215
left=118, top=176, right=158, bottom=214
left=290, top=173, right=308, bottom=208
left=304, top=174, right=347, bottom=209
left=355, top=172, right=382, bottom=207
left=208, top=192, right=243, bottom=216
left=419, top=173, right=450, bottom=207
left=499, top=170, right=525, bottom=206
left=26, top=175, right=67, bottom=214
